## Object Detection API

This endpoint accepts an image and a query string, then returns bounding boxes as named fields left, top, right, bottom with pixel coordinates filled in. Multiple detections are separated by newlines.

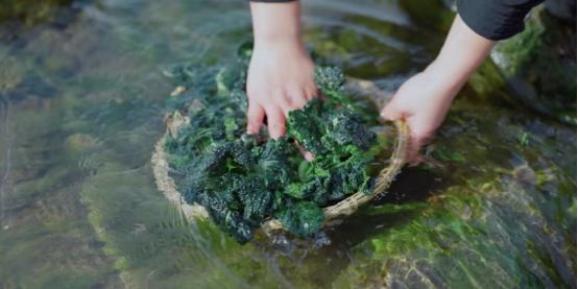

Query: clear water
left=0, top=1, right=575, bottom=288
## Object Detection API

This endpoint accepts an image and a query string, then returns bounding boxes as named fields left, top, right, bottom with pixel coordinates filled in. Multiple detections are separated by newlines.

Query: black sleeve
left=457, top=0, right=544, bottom=40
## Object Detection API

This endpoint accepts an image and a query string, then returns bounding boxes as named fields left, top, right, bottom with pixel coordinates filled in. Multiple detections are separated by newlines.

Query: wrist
left=254, top=34, right=303, bottom=50
left=423, top=59, right=469, bottom=100
left=420, top=15, right=495, bottom=102
left=251, top=2, right=302, bottom=49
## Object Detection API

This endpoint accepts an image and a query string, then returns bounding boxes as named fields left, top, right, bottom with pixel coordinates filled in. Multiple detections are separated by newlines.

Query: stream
left=0, top=0, right=575, bottom=288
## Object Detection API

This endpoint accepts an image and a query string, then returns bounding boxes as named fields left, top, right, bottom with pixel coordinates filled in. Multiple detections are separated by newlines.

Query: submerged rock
left=0, top=55, right=26, bottom=93
left=492, top=6, right=577, bottom=124
left=65, top=133, right=99, bottom=153
left=545, top=0, right=576, bottom=23
left=331, top=108, right=576, bottom=289
left=0, top=0, right=75, bottom=26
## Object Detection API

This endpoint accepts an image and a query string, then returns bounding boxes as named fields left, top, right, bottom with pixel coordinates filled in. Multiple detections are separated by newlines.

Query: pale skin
left=247, top=1, right=494, bottom=164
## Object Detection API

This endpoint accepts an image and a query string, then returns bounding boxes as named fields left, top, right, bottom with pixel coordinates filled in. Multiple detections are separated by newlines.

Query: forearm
left=426, top=15, right=495, bottom=99
left=250, top=1, right=303, bottom=47
left=246, top=1, right=316, bottom=138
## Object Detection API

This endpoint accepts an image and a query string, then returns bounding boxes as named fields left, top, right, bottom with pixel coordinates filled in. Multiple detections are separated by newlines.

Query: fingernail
left=304, top=151, right=315, bottom=161
left=247, top=124, right=260, bottom=135
left=380, top=111, right=390, bottom=120
left=269, top=130, right=281, bottom=139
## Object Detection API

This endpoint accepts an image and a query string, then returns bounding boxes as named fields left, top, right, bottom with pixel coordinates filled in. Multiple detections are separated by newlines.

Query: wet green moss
left=0, top=1, right=575, bottom=288
left=399, top=0, right=454, bottom=32
left=304, top=25, right=416, bottom=78
left=0, top=55, right=26, bottom=93
left=0, top=98, right=122, bottom=289
left=494, top=7, right=577, bottom=124
left=0, top=0, right=74, bottom=26
left=331, top=108, right=577, bottom=289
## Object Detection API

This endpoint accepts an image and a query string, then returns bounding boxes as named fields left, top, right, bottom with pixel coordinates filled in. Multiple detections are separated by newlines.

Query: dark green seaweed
left=164, top=60, right=383, bottom=242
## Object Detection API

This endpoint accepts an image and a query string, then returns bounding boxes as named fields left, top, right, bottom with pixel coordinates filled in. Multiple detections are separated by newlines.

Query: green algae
left=0, top=0, right=575, bottom=288
left=0, top=0, right=74, bottom=26
left=493, top=7, right=577, bottom=124
left=77, top=134, right=334, bottom=289
left=304, top=25, right=416, bottom=78
left=0, top=54, right=26, bottom=93
left=331, top=107, right=576, bottom=289
left=0, top=97, right=123, bottom=289
left=399, top=0, right=454, bottom=33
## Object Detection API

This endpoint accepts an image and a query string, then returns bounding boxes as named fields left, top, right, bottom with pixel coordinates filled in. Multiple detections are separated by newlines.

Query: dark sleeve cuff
left=457, top=0, right=544, bottom=40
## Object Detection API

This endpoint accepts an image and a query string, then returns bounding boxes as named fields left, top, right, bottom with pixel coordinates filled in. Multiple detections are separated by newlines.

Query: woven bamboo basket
left=151, top=90, right=409, bottom=236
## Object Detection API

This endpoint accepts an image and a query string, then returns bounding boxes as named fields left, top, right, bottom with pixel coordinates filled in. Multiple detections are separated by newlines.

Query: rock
left=0, top=55, right=26, bottom=93
left=491, top=6, right=577, bottom=124
left=65, top=133, right=99, bottom=153
left=399, top=0, right=454, bottom=32
left=0, top=0, right=74, bottom=25
left=545, top=0, right=576, bottom=23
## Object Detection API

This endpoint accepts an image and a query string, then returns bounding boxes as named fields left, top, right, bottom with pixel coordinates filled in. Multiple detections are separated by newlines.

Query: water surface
left=0, top=1, right=575, bottom=288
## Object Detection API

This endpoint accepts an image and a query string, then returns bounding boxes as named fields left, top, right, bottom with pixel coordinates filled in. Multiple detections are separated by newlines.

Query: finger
left=304, top=85, right=318, bottom=101
left=269, top=89, right=292, bottom=116
left=294, top=141, right=315, bottom=161
left=264, top=106, right=286, bottom=139
left=284, top=88, right=308, bottom=115
left=303, top=151, right=315, bottom=161
left=380, top=100, right=403, bottom=121
left=407, top=130, right=431, bottom=166
left=406, top=138, right=424, bottom=166
left=246, top=101, right=265, bottom=134
left=408, top=154, right=425, bottom=167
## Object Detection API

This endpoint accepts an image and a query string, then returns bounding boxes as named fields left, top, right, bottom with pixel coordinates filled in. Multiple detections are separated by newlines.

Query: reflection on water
left=0, top=0, right=575, bottom=288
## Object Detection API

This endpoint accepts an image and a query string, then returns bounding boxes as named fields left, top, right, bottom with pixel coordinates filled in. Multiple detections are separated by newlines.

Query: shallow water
left=0, top=0, right=575, bottom=289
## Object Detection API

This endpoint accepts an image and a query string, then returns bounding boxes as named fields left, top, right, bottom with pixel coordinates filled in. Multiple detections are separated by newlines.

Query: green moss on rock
left=493, top=6, right=577, bottom=124
left=0, top=0, right=74, bottom=26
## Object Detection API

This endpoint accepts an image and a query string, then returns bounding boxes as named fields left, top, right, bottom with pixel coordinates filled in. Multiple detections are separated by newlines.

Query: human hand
left=381, top=15, right=494, bottom=165
left=246, top=41, right=317, bottom=139
left=380, top=67, right=459, bottom=165
left=247, top=1, right=317, bottom=140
